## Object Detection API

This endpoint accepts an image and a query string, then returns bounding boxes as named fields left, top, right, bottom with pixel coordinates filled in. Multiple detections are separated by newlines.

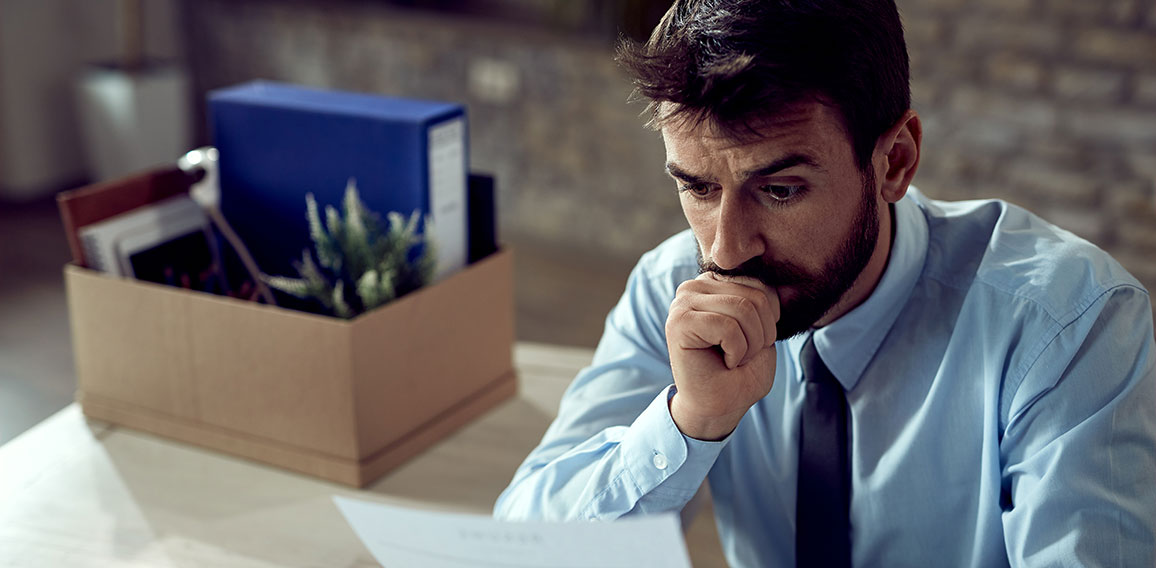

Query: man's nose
left=710, top=192, right=764, bottom=270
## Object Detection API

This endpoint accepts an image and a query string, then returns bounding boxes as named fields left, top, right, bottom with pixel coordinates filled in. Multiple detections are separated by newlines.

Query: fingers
left=669, top=274, right=781, bottom=368
left=675, top=292, right=764, bottom=367
left=670, top=309, right=749, bottom=369
left=695, top=273, right=780, bottom=334
left=697, top=273, right=781, bottom=350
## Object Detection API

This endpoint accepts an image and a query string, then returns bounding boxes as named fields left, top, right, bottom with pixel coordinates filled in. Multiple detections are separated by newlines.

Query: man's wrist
left=668, top=391, right=743, bottom=441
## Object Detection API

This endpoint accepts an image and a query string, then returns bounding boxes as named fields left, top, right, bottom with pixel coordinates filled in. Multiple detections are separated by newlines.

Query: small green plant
left=263, top=179, right=436, bottom=319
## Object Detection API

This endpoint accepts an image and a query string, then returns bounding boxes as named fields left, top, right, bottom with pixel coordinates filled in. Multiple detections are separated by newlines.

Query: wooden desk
left=0, top=343, right=725, bottom=567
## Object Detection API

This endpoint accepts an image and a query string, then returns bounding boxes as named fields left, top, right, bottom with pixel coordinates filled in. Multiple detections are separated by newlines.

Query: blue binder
left=210, top=81, right=467, bottom=282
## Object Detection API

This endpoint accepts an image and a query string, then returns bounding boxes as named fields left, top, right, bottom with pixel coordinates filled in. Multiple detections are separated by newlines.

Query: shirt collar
left=789, top=188, right=930, bottom=391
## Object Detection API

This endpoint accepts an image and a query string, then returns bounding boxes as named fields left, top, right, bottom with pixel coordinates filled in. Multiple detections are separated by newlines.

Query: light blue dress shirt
left=495, top=189, right=1156, bottom=567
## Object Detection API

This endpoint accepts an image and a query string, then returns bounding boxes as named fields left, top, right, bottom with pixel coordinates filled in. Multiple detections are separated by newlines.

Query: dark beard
left=696, top=167, right=880, bottom=340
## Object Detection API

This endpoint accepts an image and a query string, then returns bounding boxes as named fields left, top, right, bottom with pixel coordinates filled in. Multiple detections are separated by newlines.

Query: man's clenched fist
left=665, top=272, right=780, bottom=441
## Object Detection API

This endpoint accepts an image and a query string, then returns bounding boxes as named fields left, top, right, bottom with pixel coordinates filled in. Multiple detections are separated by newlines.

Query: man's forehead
left=659, top=101, right=841, bottom=142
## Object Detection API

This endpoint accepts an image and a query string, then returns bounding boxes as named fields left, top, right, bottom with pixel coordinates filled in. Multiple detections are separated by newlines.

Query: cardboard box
left=64, top=246, right=516, bottom=487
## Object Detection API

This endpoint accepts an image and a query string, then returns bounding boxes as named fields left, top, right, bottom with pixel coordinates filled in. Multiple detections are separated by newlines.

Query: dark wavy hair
left=616, top=0, right=910, bottom=171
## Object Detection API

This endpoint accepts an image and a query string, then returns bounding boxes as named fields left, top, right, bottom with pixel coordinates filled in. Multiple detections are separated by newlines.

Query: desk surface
left=0, top=343, right=725, bottom=567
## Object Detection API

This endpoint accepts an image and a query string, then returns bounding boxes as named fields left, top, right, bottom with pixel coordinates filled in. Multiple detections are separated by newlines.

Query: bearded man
left=494, top=1, right=1156, bottom=566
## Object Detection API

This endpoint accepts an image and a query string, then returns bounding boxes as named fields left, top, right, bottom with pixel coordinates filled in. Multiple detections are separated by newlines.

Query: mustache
left=696, top=252, right=812, bottom=288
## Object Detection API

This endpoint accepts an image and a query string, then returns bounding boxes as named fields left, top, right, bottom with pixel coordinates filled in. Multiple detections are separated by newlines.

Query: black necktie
left=796, top=334, right=852, bottom=567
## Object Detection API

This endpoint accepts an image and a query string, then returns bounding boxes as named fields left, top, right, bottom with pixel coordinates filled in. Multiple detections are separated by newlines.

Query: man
left=494, top=1, right=1156, bottom=566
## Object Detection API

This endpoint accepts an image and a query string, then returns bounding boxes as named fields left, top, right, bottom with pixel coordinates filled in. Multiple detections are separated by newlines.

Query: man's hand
left=665, top=273, right=780, bottom=441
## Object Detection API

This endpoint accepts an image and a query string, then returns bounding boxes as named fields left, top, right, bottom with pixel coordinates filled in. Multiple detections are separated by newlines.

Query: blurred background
left=1, top=0, right=1155, bottom=445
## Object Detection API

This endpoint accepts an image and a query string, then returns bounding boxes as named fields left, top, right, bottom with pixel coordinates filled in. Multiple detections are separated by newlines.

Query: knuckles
left=719, top=316, right=745, bottom=346
left=676, top=279, right=710, bottom=297
left=664, top=308, right=690, bottom=336
left=731, top=295, right=761, bottom=322
left=668, top=277, right=777, bottom=347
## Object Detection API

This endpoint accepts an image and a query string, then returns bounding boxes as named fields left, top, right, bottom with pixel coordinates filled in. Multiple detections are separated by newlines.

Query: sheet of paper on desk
left=333, top=496, right=692, bottom=568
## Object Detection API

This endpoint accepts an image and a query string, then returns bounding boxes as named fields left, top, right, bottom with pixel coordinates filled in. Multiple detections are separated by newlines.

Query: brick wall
left=903, top=0, right=1156, bottom=312
left=181, top=0, right=1156, bottom=320
left=181, top=0, right=687, bottom=258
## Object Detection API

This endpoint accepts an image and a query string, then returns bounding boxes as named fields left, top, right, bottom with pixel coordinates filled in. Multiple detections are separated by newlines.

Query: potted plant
left=263, top=179, right=437, bottom=319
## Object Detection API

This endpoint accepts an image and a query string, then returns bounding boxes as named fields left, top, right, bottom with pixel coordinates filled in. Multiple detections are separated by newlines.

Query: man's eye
left=680, top=184, right=714, bottom=198
left=761, top=184, right=805, bottom=202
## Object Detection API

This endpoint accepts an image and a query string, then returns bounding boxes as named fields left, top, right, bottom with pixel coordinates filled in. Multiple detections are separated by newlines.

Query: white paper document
left=333, top=496, right=692, bottom=568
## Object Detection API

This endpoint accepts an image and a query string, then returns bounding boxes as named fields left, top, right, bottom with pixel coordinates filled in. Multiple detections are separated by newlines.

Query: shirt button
left=652, top=453, right=668, bottom=470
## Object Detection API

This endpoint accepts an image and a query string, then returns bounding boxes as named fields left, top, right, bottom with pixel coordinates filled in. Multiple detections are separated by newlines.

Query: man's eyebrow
left=665, top=153, right=823, bottom=185
left=740, top=153, right=823, bottom=179
left=664, top=163, right=710, bottom=185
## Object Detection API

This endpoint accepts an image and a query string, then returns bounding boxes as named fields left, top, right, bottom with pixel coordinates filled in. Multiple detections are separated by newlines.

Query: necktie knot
left=800, top=334, right=839, bottom=388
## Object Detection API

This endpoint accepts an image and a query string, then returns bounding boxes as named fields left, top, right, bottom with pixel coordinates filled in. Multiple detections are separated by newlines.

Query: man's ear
left=873, top=110, right=922, bottom=204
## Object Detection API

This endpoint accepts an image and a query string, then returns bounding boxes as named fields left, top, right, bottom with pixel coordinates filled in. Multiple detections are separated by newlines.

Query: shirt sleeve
left=493, top=252, right=728, bottom=522
left=1000, top=284, right=1156, bottom=566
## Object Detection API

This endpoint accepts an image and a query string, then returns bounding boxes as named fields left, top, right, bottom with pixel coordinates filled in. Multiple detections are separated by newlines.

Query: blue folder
left=210, top=81, right=467, bottom=281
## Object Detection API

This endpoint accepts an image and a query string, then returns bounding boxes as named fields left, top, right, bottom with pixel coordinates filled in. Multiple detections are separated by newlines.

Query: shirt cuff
left=619, top=384, right=729, bottom=498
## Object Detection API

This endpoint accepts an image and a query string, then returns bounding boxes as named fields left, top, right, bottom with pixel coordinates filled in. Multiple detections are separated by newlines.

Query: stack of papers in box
left=77, top=194, right=225, bottom=293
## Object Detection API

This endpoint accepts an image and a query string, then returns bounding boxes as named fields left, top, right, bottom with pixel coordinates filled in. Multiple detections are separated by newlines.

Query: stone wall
left=181, top=0, right=686, bottom=259
left=181, top=0, right=1156, bottom=316
left=903, top=0, right=1156, bottom=305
